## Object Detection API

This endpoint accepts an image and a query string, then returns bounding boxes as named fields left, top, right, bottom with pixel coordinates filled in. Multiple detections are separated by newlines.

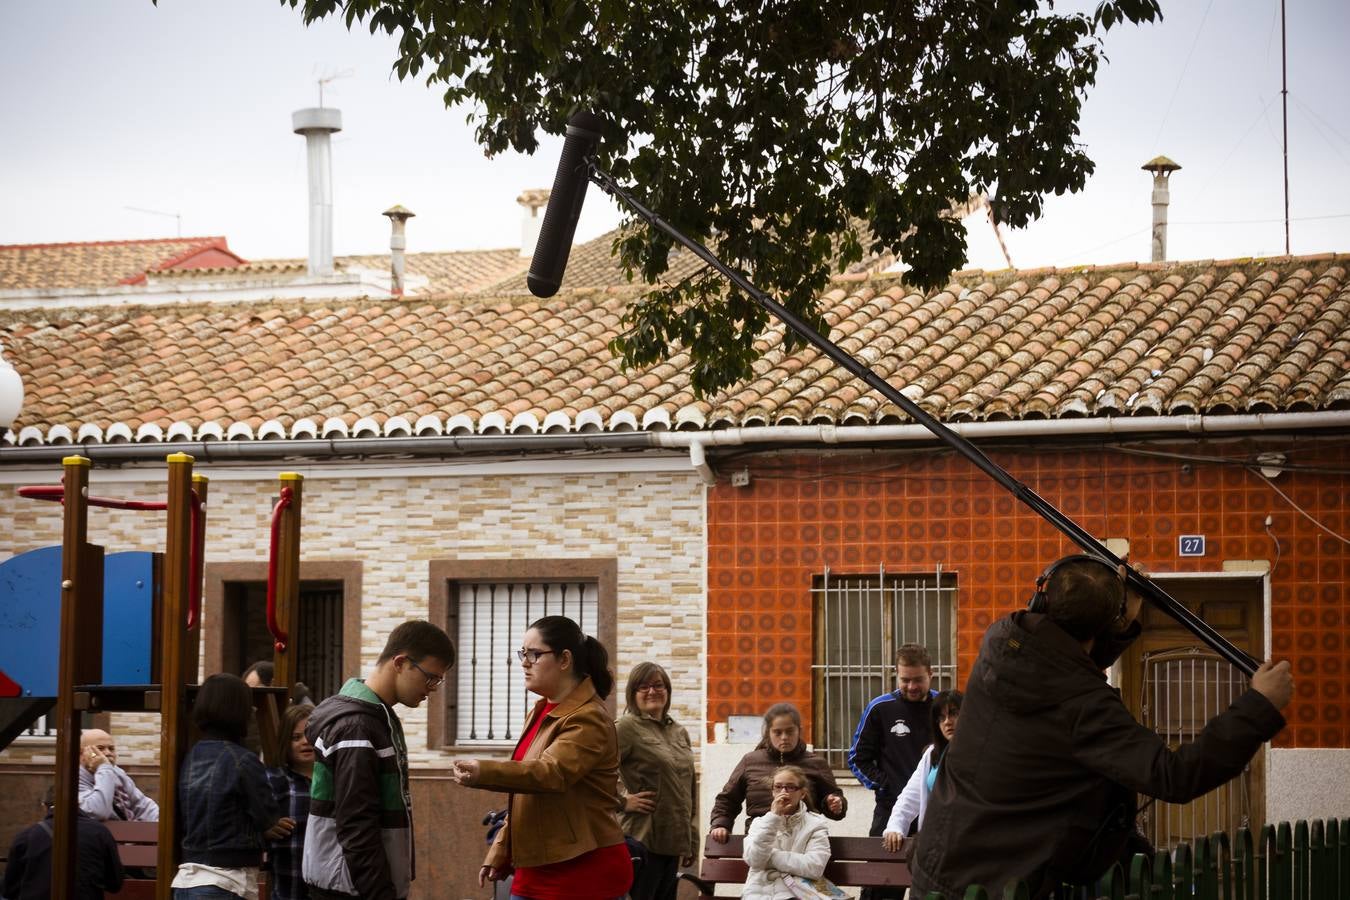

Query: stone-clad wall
left=1, top=461, right=705, bottom=764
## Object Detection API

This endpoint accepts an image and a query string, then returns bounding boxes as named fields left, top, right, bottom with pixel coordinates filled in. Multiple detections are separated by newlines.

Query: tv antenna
left=124, top=206, right=182, bottom=237
left=316, top=68, right=354, bottom=107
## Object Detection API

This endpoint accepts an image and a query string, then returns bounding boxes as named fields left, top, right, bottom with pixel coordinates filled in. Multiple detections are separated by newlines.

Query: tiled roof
left=0, top=237, right=238, bottom=291
left=3, top=255, right=1348, bottom=446
left=483, top=229, right=708, bottom=294
left=342, top=247, right=530, bottom=294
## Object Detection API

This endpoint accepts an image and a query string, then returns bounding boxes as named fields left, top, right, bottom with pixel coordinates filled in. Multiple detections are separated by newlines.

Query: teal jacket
left=302, top=678, right=412, bottom=899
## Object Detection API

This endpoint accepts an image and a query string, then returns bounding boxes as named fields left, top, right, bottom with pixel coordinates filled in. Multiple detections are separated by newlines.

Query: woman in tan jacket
left=450, top=616, right=632, bottom=900
left=616, top=662, right=697, bottom=900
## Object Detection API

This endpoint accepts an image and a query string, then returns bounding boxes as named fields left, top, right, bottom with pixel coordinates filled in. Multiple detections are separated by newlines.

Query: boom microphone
left=528, top=111, right=605, bottom=298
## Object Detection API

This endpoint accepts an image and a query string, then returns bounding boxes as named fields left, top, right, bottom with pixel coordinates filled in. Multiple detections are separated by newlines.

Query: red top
left=507, top=702, right=634, bottom=900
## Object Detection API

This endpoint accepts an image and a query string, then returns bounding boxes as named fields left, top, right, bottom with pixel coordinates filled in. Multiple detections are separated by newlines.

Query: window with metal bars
left=451, top=580, right=599, bottom=744
left=811, top=565, right=957, bottom=769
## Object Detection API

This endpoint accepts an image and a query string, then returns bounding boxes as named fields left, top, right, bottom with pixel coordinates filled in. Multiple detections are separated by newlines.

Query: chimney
left=516, top=189, right=550, bottom=258
left=292, top=107, right=343, bottom=275
left=1141, top=155, right=1181, bottom=262
left=383, top=205, right=415, bottom=297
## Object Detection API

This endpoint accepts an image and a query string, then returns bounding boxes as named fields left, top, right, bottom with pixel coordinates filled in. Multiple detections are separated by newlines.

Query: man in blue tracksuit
left=848, top=642, right=936, bottom=899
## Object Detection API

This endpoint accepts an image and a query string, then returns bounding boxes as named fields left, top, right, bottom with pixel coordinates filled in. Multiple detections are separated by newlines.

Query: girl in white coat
left=741, top=765, right=832, bottom=900
left=882, top=689, right=962, bottom=851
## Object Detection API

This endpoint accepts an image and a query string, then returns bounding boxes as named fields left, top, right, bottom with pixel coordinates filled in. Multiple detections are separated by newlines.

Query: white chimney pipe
left=1141, top=155, right=1181, bottom=263
left=293, top=107, right=343, bottom=275
left=383, top=205, right=415, bottom=297
left=517, top=189, right=551, bottom=258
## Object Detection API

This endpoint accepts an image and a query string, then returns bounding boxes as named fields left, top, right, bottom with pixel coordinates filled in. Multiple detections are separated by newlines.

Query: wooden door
left=1117, top=576, right=1265, bottom=849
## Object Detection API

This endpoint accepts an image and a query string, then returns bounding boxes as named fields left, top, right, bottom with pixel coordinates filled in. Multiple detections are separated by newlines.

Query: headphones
left=1027, top=553, right=1128, bottom=639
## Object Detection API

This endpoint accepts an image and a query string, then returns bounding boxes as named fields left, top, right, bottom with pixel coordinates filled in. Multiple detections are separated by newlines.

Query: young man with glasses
left=302, top=620, right=454, bottom=900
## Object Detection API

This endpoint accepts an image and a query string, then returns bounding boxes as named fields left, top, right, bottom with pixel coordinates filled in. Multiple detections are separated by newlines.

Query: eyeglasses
left=515, top=648, right=558, bottom=665
left=635, top=683, right=667, bottom=694
left=406, top=658, right=445, bottom=689
left=772, top=783, right=805, bottom=793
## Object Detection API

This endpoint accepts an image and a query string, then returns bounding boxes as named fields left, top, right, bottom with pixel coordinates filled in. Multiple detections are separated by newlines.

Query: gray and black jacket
left=302, top=678, right=412, bottom=900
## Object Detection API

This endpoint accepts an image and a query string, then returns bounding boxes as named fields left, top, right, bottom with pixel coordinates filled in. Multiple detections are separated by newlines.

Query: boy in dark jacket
left=911, top=555, right=1293, bottom=900
left=302, top=620, right=454, bottom=900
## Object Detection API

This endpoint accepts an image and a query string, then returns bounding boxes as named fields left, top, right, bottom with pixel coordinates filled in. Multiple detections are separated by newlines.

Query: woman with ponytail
left=451, top=616, right=632, bottom=900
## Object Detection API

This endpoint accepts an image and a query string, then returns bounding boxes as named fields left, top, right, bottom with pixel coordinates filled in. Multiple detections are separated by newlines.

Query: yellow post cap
left=278, top=472, right=304, bottom=482
left=62, top=455, right=92, bottom=467
left=192, top=474, right=210, bottom=484
left=166, top=452, right=195, bottom=464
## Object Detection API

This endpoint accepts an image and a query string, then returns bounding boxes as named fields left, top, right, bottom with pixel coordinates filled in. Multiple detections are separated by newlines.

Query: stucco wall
left=1266, top=747, right=1350, bottom=822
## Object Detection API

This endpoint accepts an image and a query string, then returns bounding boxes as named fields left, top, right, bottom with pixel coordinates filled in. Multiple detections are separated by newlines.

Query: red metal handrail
left=266, top=486, right=293, bottom=652
left=18, top=484, right=205, bottom=628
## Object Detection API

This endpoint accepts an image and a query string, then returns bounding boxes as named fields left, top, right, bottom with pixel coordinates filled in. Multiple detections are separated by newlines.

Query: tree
left=282, top=0, right=1161, bottom=396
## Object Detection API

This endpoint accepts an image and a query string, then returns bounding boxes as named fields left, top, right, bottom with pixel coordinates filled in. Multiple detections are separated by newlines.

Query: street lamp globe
left=0, top=342, right=24, bottom=436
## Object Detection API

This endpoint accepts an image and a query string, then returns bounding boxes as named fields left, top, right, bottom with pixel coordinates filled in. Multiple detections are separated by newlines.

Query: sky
left=1, top=1, right=1348, bottom=272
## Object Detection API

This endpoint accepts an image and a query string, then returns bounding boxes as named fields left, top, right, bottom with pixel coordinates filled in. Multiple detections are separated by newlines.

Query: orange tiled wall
left=706, top=441, right=1349, bottom=749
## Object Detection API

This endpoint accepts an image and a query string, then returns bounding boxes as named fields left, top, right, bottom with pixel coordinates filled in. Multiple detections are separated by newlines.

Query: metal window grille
left=297, top=583, right=344, bottom=702
left=811, top=565, right=956, bottom=769
left=453, top=580, right=598, bottom=744
left=1139, top=648, right=1252, bottom=848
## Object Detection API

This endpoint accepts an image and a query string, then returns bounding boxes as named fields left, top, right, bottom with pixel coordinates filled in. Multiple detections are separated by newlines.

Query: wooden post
left=53, top=455, right=103, bottom=900
left=259, top=472, right=302, bottom=767
left=155, top=453, right=194, bottom=900
left=184, top=474, right=208, bottom=683
left=271, top=472, right=303, bottom=689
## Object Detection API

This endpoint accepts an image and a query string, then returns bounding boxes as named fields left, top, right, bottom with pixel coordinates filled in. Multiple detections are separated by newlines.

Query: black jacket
left=847, top=690, right=934, bottom=798
left=911, top=610, right=1285, bottom=900
left=2, top=811, right=124, bottom=900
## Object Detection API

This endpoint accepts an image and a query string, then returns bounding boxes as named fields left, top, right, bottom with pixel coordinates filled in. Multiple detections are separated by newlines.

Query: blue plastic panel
left=103, top=551, right=154, bottom=684
left=0, top=546, right=62, bottom=696
left=0, top=547, right=156, bottom=694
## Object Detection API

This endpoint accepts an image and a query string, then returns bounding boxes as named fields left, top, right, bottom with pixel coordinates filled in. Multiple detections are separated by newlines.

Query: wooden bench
left=681, top=834, right=911, bottom=898
left=101, top=820, right=270, bottom=900
left=102, top=820, right=157, bottom=900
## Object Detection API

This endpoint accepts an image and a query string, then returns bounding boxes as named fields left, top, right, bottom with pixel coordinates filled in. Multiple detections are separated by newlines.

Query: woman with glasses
left=615, top=662, right=697, bottom=900
left=451, top=616, right=632, bottom=900
left=740, top=765, right=832, bottom=900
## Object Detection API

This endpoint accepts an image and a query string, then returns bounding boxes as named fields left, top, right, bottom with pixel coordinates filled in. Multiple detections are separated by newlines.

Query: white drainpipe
left=662, top=411, right=1350, bottom=485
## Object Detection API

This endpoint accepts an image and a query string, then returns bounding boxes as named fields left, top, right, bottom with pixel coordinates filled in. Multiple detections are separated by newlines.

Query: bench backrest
left=700, top=834, right=911, bottom=888
left=103, top=819, right=158, bottom=869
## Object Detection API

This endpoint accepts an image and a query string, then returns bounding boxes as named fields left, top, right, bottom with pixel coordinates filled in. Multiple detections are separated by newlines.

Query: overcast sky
left=2, top=1, right=1347, bottom=272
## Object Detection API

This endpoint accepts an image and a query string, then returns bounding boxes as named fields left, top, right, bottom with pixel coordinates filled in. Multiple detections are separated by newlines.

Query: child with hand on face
left=740, top=765, right=832, bottom=900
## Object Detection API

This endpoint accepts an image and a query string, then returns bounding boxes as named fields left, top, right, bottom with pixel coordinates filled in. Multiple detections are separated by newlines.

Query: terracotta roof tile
left=0, top=237, right=244, bottom=291
left=4, top=256, right=1350, bottom=444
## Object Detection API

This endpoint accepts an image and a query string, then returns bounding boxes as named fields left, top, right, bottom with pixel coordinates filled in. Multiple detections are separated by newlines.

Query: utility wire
left=1150, top=0, right=1216, bottom=150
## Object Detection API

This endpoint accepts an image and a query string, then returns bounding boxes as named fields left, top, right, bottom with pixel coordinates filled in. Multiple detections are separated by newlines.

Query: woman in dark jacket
left=170, top=673, right=293, bottom=899
left=616, top=661, right=697, bottom=900
left=709, top=703, right=847, bottom=843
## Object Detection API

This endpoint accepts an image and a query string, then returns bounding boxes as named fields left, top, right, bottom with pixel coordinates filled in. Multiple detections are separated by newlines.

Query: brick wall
left=706, top=439, right=1348, bottom=750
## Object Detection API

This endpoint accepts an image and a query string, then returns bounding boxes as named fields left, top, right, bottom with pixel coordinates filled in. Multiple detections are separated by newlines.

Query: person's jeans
left=172, top=888, right=244, bottom=900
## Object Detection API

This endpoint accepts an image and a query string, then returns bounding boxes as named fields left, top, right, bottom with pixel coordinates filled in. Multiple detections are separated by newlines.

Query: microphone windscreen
left=528, top=111, right=605, bottom=298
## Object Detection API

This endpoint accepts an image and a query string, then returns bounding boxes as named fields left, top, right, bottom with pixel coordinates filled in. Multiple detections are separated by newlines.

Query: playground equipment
left=0, top=454, right=304, bottom=900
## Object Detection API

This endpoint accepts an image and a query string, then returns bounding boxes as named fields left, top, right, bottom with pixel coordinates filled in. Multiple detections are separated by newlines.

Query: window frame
left=428, top=558, right=618, bottom=750
left=202, top=560, right=363, bottom=693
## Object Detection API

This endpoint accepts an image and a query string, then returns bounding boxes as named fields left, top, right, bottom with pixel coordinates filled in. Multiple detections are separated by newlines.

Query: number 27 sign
left=1179, top=535, right=1206, bottom=557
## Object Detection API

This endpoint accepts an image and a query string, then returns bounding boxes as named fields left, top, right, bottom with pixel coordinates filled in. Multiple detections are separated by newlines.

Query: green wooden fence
left=921, top=817, right=1350, bottom=900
